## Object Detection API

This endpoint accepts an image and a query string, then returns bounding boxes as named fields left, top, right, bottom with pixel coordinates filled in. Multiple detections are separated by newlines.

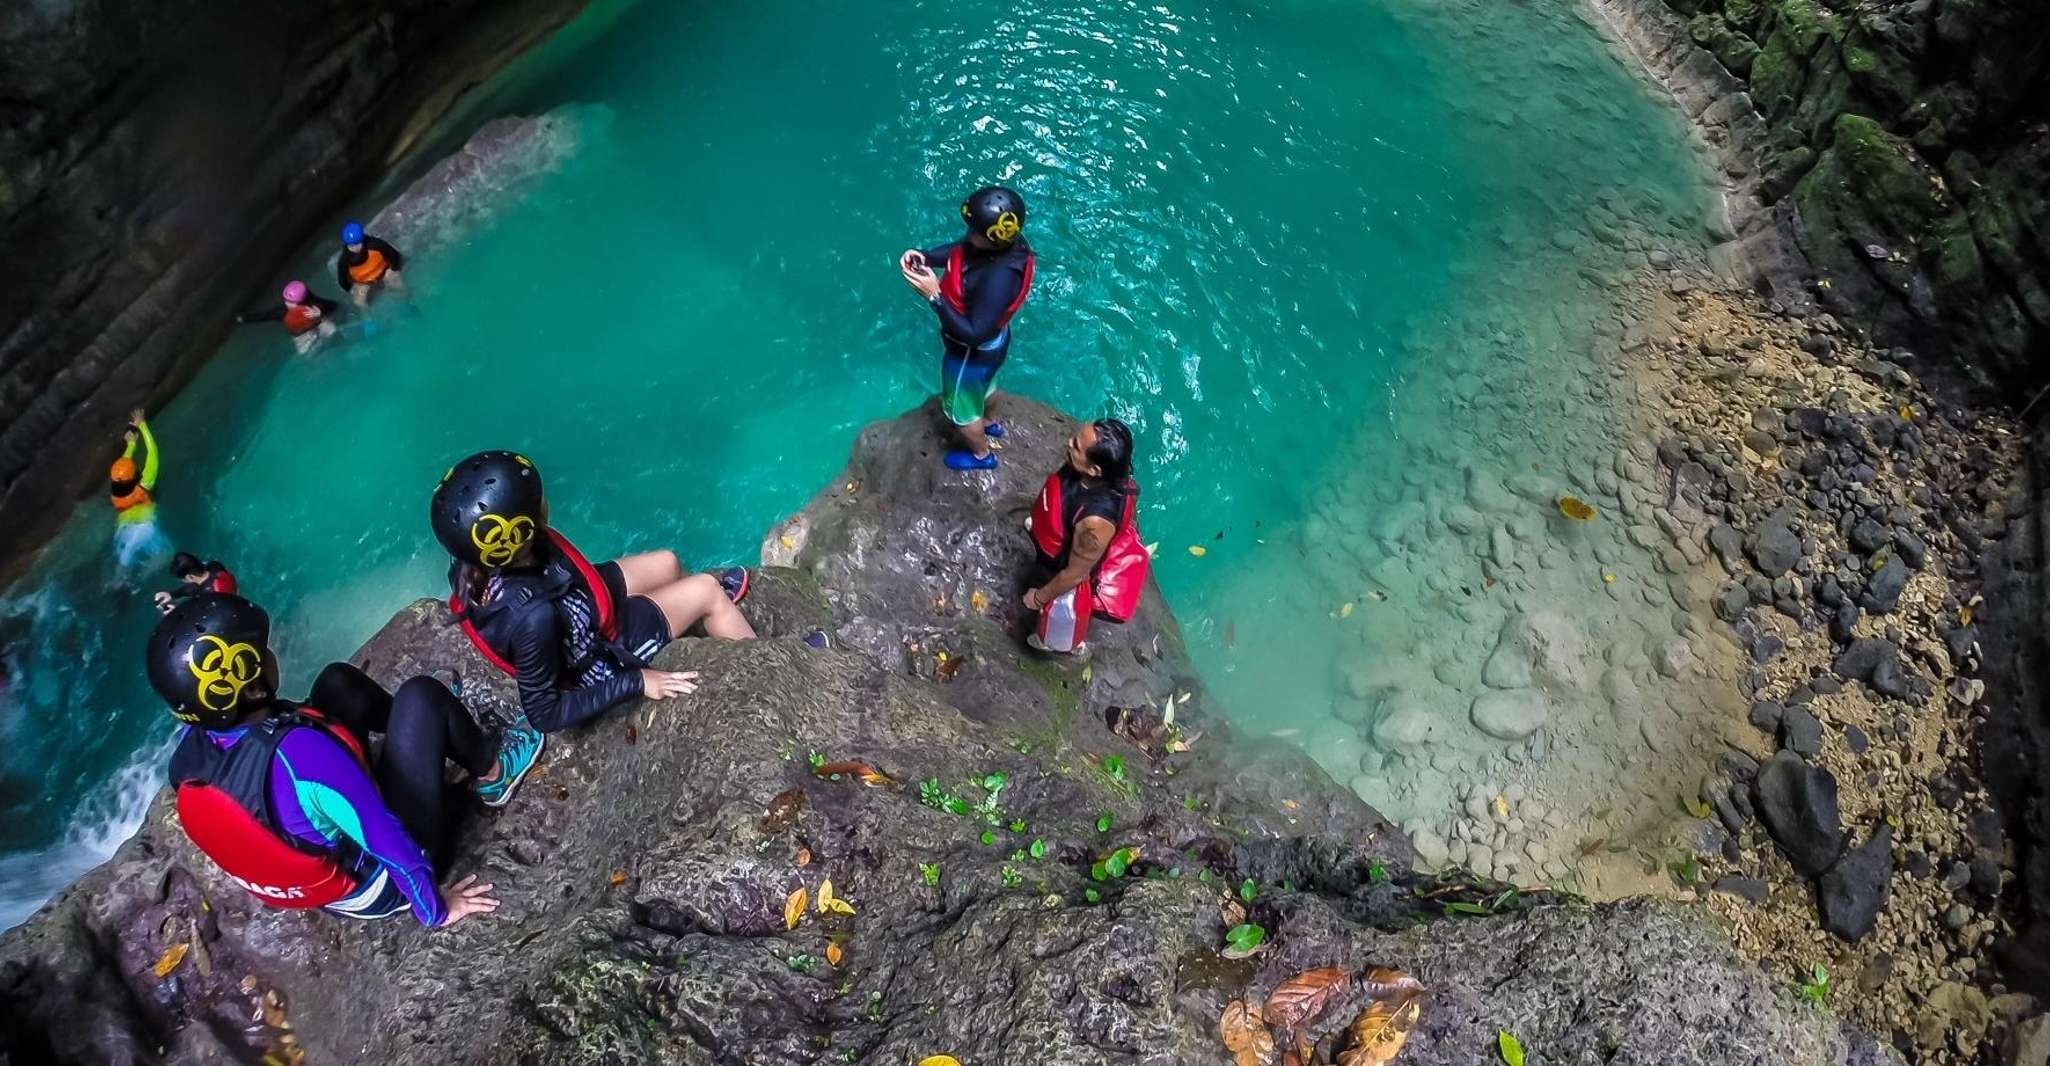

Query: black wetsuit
left=920, top=240, right=1032, bottom=363
left=456, top=545, right=670, bottom=732
left=336, top=237, right=405, bottom=291
left=166, top=562, right=231, bottom=603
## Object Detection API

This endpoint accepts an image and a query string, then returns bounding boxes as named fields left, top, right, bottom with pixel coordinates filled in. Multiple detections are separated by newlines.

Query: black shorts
left=596, top=561, right=673, bottom=665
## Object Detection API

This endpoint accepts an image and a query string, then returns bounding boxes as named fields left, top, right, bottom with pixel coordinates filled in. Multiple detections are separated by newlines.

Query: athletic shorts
left=596, top=561, right=673, bottom=666
left=939, top=328, right=1010, bottom=426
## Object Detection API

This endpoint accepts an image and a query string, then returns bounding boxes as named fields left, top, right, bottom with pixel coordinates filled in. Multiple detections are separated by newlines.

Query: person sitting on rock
left=150, top=593, right=539, bottom=926
left=153, top=551, right=239, bottom=614
left=1024, top=418, right=1149, bottom=654
left=236, top=280, right=341, bottom=354
left=898, top=185, right=1036, bottom=471
left=110, top=408, right=170, bottom=567
left=431, top=450, right=757, bottom=732
left=335, top=220, right=406, bottom=306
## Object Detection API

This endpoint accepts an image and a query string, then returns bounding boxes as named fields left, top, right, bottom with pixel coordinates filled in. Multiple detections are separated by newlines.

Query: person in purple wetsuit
left=151, top=594, right=545, bottom=926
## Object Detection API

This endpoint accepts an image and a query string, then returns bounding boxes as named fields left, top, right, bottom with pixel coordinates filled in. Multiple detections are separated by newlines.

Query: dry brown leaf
left=970, top=589, right=990, bottom=613
left=814, top=760, right=895, bottom=787
left=826, top=942, right=844, bottom=966
left=1556, top=495, right=1597, bottom=521
left=1220, top=997, right=1276, bottom=1066
left=1221, top=898, right=1248, bottom=927
left=935, top=654, right=965, bottom=681
left=1336, top=991, right=1422, bottom=1066
left=1358, top=967, right=1424, bottom=1000
left=153, top=942, right=190, bottom=978
left=624, top=723, right=638, bottom=745
left=785, top=887, right=808, bottom=930
left=608, top=869, right=629, bottom=887
left=796, top=847, right=813, bottom=867
left=1264, top=967, right=1355, bottom=1031
left=759, top=788, right=808, bottom=833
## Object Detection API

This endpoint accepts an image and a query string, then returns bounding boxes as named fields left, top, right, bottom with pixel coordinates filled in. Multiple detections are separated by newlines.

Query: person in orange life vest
left=154, top=551, right=239, bottom=614
left=1024, top=419, right=1136, bottom=654
left=236, top=280, right=340, bottom=354
left=432, top=451, right=758, bottom=733
left=335, top=220, right=406, bottom=307
left=151, top=594, right=541, bottom=926
left=111, top=408, right=171, bottom=566
left=899, top=186, right=1036, bottom=471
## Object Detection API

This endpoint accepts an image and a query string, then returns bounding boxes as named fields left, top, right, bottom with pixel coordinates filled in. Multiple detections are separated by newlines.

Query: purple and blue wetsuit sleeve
left=266, top=729, right=447, bottom=926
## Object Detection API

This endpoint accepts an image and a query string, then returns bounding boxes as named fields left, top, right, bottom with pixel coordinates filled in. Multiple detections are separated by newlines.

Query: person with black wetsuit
left=153, top=551, right=239, bottom=614
left=335, top=220, right=407, bottom=306
left=900, top=186, right=1037, bottom=471
left=431, top=451, right=758, bottom=733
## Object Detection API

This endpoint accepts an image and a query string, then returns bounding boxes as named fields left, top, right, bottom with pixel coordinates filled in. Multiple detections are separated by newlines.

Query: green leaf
left=1009, top=818, right=1027, bottom=833
left=1097, top=813, right=1114, bottom=833
left=1084, top=888, right=1101, bottom=904
left=1239, top=878, right=1257, bottom=905
left=808, top=751, right=825, bottom=770
left=1029, top=839, right=1048, bottom=860
left=1444, top=901, right=1491, bottom=916
left=1091, top=862, right=1110, bottom=882
left=1224, top=923, right=1266, bottom=953
left=1183, top=795, right=1201, bottom=811
left=980, top=830, right=996, bottom=846
left=1105, top=848, right=1137, bottom=878
left=1199, top=870, right=1213, bottom=883
left=1498, top=1029, right=1525, bottom=1066
left=944, top=797, right=971, bottom=816
left=919, top=862, right=941, bottom=887
left=982, top=771, right=1008, bottom=791
left=1368, top=860, right=1388, bottom=884
left=1104, top=755, right=1124, bottom=778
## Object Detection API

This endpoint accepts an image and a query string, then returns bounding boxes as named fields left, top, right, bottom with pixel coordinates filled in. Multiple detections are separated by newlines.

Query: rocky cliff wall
left=0, top=0, right=584, bottom=579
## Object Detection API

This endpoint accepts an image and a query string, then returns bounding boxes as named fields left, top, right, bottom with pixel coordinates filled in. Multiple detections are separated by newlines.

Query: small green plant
left=1029, top=839, right=1048, bottom=860
left=1368, top=860, right=1388, bottom=885
left=1183, top=795, right=1201, bottom=812
left=1008, top=818, right=1027, bottom=833
left=1497, top=1029, right=1526, bottom=1066
left=1238, top=878, right=1258, bottom=905
left=808, top=750, right=826, bottom=771
left=1084, top=888, right=1102, bottom=904
left=1795, top=963, right=1831, bottom=1004
left=865, top=990, right=885, bottom=1022
left=1102, top=754, right=1131, bottom=792
left=919, top=862, right=941, bottom=887
left=980, top=830, right=996, bottom=846
left=1669, top=851, right=1700, bottom=887
left=1096, top=812, right=1114, bottom=833
left=1000, top=865, right=1024, bottom=888
left=787, top=954, right=819, bottom=973
left=1091, top=847, right=1139, bottom=882
left=1224, top=923, right=1266, bottom=954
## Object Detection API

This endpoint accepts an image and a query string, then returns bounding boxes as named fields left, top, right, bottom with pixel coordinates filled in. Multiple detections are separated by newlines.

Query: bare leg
left=614, top=550, right=684, bottom=595
left=957, top=419, right=992, bottom=459
left=383, top=269, right=406, bottom=294
left=645, top=573, right=756, bottom=641
left=351, top=284, right=370, bottom=308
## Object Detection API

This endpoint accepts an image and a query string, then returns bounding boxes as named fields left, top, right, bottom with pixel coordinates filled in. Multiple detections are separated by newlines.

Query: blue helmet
left=340, top=221, right=365, bottom=246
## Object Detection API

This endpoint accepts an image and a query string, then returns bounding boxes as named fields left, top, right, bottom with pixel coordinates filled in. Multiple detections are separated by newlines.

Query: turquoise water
left=0, top=0, right=1716, bottom=924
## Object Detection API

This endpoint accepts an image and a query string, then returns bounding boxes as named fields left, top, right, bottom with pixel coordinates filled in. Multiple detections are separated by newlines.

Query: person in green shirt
left=110, top=408, right=169, bottom=566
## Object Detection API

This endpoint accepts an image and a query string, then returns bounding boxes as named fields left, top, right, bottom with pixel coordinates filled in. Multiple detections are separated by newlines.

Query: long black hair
left=1085, top=418, right=1135, bottom=484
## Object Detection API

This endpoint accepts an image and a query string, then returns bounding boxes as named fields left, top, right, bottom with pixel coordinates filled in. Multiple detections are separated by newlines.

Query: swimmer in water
left=237, top=280, right=341, bottom=354
left=335, top=220, right=407, bottom=307
left=110, top=408, right=170, bottom=567
left=154, top=551, right=239, bottom=614
left=899, top=186, right=1036, bottom=471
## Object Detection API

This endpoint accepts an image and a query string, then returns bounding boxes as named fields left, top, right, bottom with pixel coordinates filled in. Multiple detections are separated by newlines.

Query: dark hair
left=1085, top=418, right=1135, bottom=483
left=169, top=552, right=204, bottom=578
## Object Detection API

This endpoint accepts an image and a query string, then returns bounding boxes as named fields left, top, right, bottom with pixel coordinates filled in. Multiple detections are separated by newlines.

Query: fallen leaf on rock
left=1492, top=795, right=1509, bottom=819
left=796, top=847, right=812, bottom=867
left=187, top=917, right=212, bottom=976
left=918, top=1057, right=962, bottom=1066
left=1189, top=545, right=1208, bottom=557
left=1498, top=1029, right=1526, bottom=1066
left=785, top=887, right=808, bottom=930
left=608, top=869, right=629, bottom=887
left=1899, top=404, right=1915, bottom=421
left=1264, top=966, right=1354, bottom=1031
left=1282, top=799, right=1299, bottom=811
left=970, top=590, right=990, bottom=613
left=818, top=879, right=836, bottom=911
left=826, top=942, right=844, bottom=966
left=153, top=942, right=190, bottom=978
left=1219, top=997, right=1275, bottom=1066
left=780, top=535, right=797, bottom=549
left=1340, top=601, right=1355, bottom=618
left=1557, top=495, right=1597, bottom=521
left=935, top=654, right=964, bottom=682
left=1336, top=992, right=1421, bottom=1065
left=1358, top=968, right=1424, bottom=1000
left=814, top=760, right=894, bottom=787
left=624, top=723, right=638, bottom=745
left=760, top=788, right=808, bottom=833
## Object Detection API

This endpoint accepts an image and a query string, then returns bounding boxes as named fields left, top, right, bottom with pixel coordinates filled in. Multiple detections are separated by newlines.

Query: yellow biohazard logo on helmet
left=471, top=513, right=535, bottom=566
left=189, top=635, right=262, bottom=714
left=986, top=211, right=1020, bottom=244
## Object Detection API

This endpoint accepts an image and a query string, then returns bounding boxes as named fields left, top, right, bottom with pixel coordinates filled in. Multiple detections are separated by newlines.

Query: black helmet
left=146, top=594, right=273, bottom=728
left=961, top=186, right=1026, bottom=248
left=431, top=450, right=545, bottom=567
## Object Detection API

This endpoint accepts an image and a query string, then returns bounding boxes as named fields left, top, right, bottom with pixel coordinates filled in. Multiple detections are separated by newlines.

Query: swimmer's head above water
left=340, top=220, right=365, bottom=249
left=282, top=280, right=308, bottom=305
left=960, top=186, right=1027, bottom=251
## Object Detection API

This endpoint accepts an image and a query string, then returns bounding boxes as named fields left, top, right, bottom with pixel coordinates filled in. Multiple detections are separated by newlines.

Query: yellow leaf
left=1082, top=665, right=1093, bottom=682
left=1556, top=495, right=1597, bottom=521
left=970, top=590, right=990, bottom=613
left=826, top=942, right=844, bottom=966
left=779, top=535, right=796, bottom=549
left=1603, top=572, right=1615, bottom=584
left=1340, top=602, right=1355, bottom=618
left=1961, top=605, right=1975, bottom=626
left=817, top=879, right=835, bottom=911
left=826, top=898, right=856, bottom=915
left=920, top=1057, right=963, bottom=1066
left=785, top=887, right=808, bottom=930
left=153, top=942, right=190, bottom=978
left=1189, top=545, right=1208, bottom=557
left=1492, top=795, right=1509, bottom=819
left=1899, top=404, right=1915, bottom=421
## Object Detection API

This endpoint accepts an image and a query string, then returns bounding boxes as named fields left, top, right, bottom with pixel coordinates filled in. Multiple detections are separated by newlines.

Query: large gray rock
left=0, top=398, right=1901, bottom=1064
left=1756, top=751, right=1846, bottom=878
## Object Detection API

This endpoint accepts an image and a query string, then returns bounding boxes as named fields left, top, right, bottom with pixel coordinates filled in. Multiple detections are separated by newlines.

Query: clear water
left=0, top=0, right=1721, bottom=925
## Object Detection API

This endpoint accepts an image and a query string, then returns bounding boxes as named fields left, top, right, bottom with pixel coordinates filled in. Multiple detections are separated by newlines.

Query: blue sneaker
left=984, top=421, right=1006, bottom=439
left=475, top=724, right=545, bottom=808
left=718, top=566, right=750, bottom=604
left=945, top=450, right=998, bottom=471
left=802, top=628, right=831, bottom=650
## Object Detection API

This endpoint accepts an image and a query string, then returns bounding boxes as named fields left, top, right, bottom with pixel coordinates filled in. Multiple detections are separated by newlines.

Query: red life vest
left=170, top=708, right=369, bottom=909
left=209, top=567, right=239, bottom=595
left=449, top=529, right=616, bottom=677
left=938, top=244, right=1035, bottom=335
left=283, top=303, right=323, bottom=335
left=1030, top=471, right=1150, bottom=623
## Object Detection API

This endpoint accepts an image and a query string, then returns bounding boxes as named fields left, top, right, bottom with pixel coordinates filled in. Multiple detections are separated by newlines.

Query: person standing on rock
left=1025, top=418, right=1149, bottom=653
left=431, top=450, right=757, bottom=732
left=109, top=408, right=170, bottom=567
left=150, top=593, right=534, bottom=926
left=899, top=186, right=1036, bottom=471
left=236, top=280, right=342, bottom=354
left=335, top=220, right=407, bottom=307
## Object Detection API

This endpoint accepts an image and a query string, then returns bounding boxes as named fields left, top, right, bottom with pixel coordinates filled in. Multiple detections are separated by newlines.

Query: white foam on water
left=0, top=737, right=172, bottom=931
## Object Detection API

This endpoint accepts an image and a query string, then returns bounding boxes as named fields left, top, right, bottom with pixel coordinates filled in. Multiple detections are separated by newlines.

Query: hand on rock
left=641, top=669, right=700, bottom=700
left=438, top=874, right=499, bottom=927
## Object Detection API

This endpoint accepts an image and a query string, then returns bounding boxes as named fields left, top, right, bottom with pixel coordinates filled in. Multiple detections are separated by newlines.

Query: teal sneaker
left=475, top=724, right=545, bottom=808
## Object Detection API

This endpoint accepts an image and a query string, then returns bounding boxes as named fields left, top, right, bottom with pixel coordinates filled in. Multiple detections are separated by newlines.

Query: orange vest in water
left=348, top=249, right=390, bottom=286
left=283, top=303, right=323, bottom=335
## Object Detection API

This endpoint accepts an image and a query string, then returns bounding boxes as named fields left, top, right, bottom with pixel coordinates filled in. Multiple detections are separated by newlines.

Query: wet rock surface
left=0, top=398, right=1896, bottom=1064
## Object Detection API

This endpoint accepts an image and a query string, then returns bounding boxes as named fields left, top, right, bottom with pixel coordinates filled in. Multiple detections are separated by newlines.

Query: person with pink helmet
left=236, top=280, right=342, bottom=353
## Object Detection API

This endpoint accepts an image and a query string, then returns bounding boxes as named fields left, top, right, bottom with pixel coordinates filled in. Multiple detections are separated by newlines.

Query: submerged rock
left=1471, top=689, right=1549, bottom=741
left=1755, top=751, right=1846, bottom=878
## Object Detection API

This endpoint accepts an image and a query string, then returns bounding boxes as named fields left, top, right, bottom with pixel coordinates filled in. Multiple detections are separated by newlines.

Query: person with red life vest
left=1025, top=418, right=1151, bottom=654
left=335, top=220, right=407, bottom=306
left=899, top=186, right=1036, bottom=471
left=431, top=450, right=758, bottom=733
left=153, top=552, right=239, bottom=614
left=236, top=280, right=341, bottom=354
left=150, top=594, right=540, bottom=925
